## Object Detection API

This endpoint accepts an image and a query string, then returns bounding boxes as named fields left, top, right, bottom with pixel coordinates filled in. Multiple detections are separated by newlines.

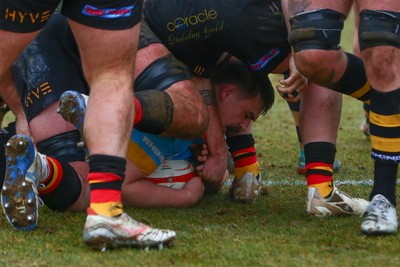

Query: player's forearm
left=122, top=179, right=199, bottom=208
left=196, top=77, right=227, bottom=159
left=204, top=104, right=228, bottom=158
left=280, top=0, right=292, bottom=32
left=1, top=72, right=31, bottom=136
left=0, top=72, right=24, bottom=118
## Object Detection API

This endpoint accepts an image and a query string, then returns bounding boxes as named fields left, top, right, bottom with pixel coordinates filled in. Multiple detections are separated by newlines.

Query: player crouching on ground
left=57, top=58, right=273, bottom=208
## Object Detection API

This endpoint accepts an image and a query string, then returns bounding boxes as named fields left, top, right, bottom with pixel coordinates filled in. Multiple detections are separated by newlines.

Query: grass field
left=1, top=11, right=400, bottom=267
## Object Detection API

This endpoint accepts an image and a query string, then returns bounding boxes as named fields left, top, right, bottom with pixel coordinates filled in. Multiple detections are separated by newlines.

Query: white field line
left=261, top=179, right=375, bottom=186
left=225, top=179, right=376, bottom=187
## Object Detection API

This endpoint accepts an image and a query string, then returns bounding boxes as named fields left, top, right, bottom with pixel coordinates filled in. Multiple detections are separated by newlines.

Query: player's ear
left=219, top=84, right=236, bottom=100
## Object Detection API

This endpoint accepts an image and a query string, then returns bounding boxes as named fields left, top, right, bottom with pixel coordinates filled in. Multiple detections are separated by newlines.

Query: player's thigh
left=289, top=0, right=352, bottom=15
left=0, top=31, right=39, bottom=76
left=62, top=0, right=142, bottom=81
left=0, top=0, right=60, bottom=72
left=357, top=0, right=400, bottom=12
left=68, top=22, right=140, bottom=82
left=29, top=103, right=77, bottom=143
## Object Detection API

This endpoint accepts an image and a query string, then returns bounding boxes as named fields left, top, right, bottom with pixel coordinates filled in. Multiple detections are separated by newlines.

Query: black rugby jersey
left=143, top=0, right=290, bottom=78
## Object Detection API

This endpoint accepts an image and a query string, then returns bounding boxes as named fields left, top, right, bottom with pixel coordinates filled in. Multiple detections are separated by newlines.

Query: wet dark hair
left=210, top=59, right=274, bottom=115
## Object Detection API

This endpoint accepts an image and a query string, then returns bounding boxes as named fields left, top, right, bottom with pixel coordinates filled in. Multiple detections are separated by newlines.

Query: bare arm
left=1, top=71, right=30, bottom=136
left=122, top=160, right=205, bottom=208
left=0, top=30, right=38, bottom=137
left=193, top=76, right=228, bottom=183
left=122, top=177, right=205, bottom=208
left=281, top=0, right=292, bottom=31
left=273, top=3, right=309, bottom=103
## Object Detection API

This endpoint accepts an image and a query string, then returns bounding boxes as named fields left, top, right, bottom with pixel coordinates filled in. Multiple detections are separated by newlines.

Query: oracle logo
left=166, top=9, right=217, bottom=32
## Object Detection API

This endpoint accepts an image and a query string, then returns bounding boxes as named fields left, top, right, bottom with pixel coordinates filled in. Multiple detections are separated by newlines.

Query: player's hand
left=276, top=56, right=308, bottom=102
left=191, top=142, right=208, bottom=163
left=193, top=141, right=227, bottom=184
left=196, top=152, right=227, bottom=184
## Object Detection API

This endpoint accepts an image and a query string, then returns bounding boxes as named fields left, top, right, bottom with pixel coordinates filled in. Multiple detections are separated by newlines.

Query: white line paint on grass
left=261, top=179, right=375, bottom=187
left=225, top=179, right=377, bottom=187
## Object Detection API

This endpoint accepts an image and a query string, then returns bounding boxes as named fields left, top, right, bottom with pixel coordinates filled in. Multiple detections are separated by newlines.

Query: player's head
left=211, top=59, right=274, bottom=131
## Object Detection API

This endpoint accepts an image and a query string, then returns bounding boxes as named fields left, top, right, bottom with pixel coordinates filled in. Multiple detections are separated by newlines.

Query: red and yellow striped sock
left=88, top=172, right=123, bottom=217
left=38, top=157, right=63, bottom=195
left=227, top=134, right=260, bottom=180
left=306, top=162, right=333, bottom=198
left=231, top=147, right=260, bottom=180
